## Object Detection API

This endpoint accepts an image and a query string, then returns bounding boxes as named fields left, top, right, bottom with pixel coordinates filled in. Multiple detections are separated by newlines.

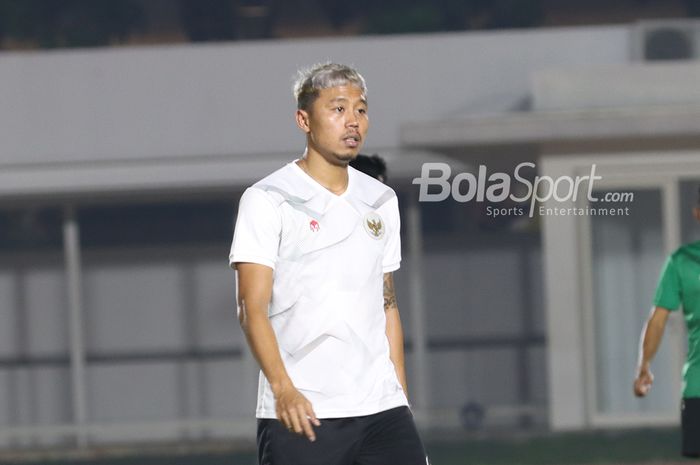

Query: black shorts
left=257, top=406, right=429, bottom=465
left=682, top=398, right=700, bottom=458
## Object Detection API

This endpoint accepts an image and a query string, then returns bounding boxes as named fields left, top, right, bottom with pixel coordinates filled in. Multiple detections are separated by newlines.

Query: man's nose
left=346, top=112, right=359, bottom=127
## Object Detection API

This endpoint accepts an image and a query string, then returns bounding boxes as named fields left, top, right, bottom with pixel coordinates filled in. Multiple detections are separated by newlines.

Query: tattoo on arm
left=383, top=273, right=397, bottom=310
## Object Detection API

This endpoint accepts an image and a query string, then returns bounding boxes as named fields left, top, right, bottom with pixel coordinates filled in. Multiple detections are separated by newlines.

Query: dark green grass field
left=0, top=428, right=689, bottom=465
left=424, top=428, right=684, bottom=465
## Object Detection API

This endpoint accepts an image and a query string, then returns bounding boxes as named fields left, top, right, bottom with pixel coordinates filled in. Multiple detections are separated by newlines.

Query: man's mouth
left=343, top=134, right=360, bottom=148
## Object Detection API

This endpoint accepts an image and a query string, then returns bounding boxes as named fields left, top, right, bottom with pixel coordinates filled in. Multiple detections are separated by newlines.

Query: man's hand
left=634, top=364, right=654, bottom=397
left=274, top=383, right=321, bottom=442
left=633, top=307, right=670, bottom=398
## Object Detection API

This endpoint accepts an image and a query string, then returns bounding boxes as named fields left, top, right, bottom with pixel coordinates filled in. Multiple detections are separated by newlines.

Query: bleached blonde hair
left=293, top=62, right=367, bottom=111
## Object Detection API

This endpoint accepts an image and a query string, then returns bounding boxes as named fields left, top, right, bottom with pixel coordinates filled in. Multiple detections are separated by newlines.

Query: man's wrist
left=270, top=378, right=294, bottom=397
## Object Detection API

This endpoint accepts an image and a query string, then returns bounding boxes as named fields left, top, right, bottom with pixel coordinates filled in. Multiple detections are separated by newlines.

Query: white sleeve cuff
left=229, top=254, right=276, bottom=270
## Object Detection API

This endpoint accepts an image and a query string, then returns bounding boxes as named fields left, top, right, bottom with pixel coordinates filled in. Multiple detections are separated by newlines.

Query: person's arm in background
left=236, top=262, right=320, bottom=441
left=384, top=272, right=409, bottom=397
left=634, top=250, right=681, bottom=397
left=633, top=306, right=671, bottom=397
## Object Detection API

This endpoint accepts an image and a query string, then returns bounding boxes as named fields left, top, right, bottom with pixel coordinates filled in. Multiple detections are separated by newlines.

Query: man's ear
left=694, top=206, right=700, bottom=223
left=295, top=109, right=311, bottom=133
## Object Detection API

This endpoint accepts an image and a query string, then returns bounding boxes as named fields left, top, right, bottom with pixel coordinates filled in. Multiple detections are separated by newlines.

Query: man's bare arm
left=634, top=306, right=671, bottom=397
left=384, top=272, right=409, bottom=397
left=236, top=262, right=320, bottom=440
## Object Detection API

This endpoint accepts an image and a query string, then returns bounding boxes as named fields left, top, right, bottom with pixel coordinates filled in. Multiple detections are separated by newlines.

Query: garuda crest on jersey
left=363, top=212, right=385, bottom=239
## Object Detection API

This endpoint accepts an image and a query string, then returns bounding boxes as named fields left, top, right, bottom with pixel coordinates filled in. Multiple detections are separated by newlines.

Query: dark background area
left=0, top=0, right=698, bottom=50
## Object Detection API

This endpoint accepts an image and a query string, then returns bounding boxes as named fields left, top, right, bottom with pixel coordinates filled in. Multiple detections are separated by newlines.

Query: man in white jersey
left=230, top=63, right=428, bottom=465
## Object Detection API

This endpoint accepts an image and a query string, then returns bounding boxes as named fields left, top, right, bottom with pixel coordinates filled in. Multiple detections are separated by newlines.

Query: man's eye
left=335, top=106, right=344, bottom=112
left=358, top=108, right=367, bottom=114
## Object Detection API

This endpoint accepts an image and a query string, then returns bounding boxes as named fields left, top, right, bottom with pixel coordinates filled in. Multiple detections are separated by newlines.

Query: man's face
left=300, top=85, right=368, bottom=166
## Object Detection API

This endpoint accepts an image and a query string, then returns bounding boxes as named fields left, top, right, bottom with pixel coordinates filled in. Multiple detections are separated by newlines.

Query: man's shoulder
left=249, top=162, right=316, bottom=204
left=349, top=166, right=397, bottom=209
left=672, top=241, right=700, bottom=264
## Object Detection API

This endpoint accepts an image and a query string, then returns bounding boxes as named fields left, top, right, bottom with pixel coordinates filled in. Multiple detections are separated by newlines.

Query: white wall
left=0, top=229, right=544, bottom=444
left=541, top=152, right=700, bottom=429
left=0, top=23, right=653, bottom=442
left=532, top=61, right=700, bottom=111
left=0, top=26, right=629, bottom=169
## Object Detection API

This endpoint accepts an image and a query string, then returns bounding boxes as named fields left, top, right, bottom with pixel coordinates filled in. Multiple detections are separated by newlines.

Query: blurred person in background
left=230, top=63, right=428, bottom=465
left=350, top=153, right=387, bottom=183
left=634, top=187, right=700, bottom=458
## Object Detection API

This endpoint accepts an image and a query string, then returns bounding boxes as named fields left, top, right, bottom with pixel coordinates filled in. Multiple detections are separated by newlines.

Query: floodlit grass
left=0, top=428, right=684, bottom=465
left=424, top=428, right=681, bottom=465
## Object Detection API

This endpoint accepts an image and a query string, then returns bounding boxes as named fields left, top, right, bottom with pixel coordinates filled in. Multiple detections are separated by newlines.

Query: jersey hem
left=255, top=397, right=408, bottom=420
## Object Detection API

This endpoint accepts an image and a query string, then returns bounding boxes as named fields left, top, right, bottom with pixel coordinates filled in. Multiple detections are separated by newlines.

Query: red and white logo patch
left=309, top=219, right=320, bottom=232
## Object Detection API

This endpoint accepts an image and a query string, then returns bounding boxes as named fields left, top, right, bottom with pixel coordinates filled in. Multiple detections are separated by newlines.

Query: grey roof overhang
left=400, top=104, right=700, bottom=150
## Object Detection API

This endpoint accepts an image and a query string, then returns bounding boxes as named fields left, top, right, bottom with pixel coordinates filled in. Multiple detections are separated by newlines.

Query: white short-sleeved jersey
left=230, top=161, right=408, bottom=419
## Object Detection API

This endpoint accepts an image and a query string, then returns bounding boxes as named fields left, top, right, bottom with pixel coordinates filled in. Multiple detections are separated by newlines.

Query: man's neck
left=297, top=151, right=349, bottom=195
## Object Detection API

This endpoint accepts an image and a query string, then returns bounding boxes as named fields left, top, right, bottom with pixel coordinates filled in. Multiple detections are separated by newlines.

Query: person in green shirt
left=634, top=196, right=700, bottom=458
